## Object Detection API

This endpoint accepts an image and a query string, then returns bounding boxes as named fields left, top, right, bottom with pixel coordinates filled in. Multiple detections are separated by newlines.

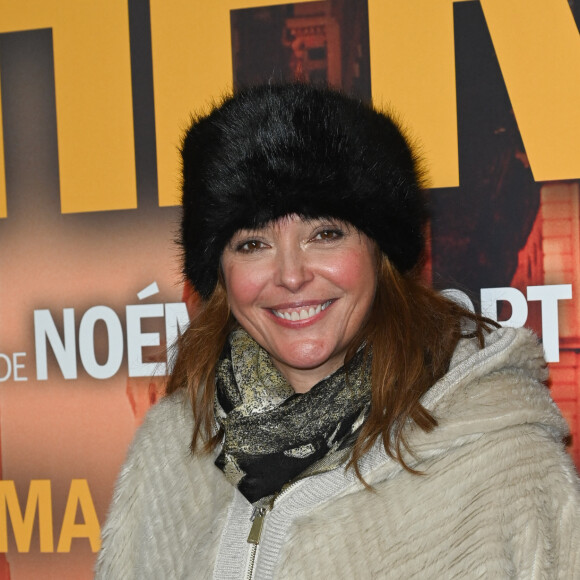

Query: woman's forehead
left=232, top=214, right=354, bottom=236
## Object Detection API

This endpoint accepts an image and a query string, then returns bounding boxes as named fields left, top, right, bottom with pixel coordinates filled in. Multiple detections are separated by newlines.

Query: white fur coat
left=95, top=327, right=580, bottom=579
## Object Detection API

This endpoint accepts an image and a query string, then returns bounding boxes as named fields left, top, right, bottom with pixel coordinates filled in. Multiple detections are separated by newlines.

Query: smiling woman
left=96, top=84, right=580, bottom=579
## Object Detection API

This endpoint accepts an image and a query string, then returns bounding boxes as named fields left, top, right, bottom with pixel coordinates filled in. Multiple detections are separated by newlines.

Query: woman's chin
left=270, top=347, right=344, bottom=382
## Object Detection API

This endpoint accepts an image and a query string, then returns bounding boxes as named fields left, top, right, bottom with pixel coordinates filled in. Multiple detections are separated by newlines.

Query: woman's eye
left=313, top=229, right=343, bottom=241
left=237, top=240, right=265, bottom=253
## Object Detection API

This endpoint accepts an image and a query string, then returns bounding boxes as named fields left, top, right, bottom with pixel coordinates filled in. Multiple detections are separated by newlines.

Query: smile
left=271, top=300, right=333, bottom=321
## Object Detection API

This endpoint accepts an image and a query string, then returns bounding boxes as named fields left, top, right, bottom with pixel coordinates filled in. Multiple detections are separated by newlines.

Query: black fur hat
left=180, top=83, right=427, bottom=299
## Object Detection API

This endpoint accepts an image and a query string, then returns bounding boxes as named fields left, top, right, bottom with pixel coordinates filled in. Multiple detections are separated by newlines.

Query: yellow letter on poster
left=368, top=0, right=459, bottom=189
left=0, top=62, right=7, bottom=218
left=56, top=479, right=100, bottom=553
left=0, top=0, right=136, bottom=213
left=481, top=0, right=580, bottom=181
left=0, top=480, right=53, bottom=552
left=149, top=0, right=318, bottom=207
left=0, top=65, right=6, bottom=219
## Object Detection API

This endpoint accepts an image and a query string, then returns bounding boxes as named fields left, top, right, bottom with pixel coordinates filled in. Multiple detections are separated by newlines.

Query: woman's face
left=221, top=215, right=377, bottom=393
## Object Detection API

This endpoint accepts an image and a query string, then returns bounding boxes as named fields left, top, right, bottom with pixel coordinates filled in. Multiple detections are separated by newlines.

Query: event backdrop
left=0, top=1, right=579, bottom=578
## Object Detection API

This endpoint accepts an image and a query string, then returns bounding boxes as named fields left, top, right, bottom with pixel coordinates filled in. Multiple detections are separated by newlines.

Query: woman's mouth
left=271, top=300, right=333, bottom=321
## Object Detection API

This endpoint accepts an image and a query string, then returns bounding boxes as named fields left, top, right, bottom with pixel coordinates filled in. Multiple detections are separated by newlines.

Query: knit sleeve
left=93, top=391, right=199, bottom=579
left=503, top=425, right=580, bottom=579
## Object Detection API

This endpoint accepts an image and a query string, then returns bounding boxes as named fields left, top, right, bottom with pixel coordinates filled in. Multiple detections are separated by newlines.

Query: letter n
left=0, top=1, right=136, bottom=214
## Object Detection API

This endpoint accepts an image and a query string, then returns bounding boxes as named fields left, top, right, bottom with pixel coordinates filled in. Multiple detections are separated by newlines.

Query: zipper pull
left=247, top=507, right=268, bottom=545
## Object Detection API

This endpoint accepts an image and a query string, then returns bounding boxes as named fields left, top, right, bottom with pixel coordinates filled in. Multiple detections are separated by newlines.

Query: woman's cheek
left=225, top=262, right=270, bottom=305
left=324, top=248, right=372, bottom=288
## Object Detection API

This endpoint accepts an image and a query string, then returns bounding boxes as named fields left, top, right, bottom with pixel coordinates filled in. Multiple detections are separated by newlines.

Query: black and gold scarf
left=214, top=328, right=371, bottom=503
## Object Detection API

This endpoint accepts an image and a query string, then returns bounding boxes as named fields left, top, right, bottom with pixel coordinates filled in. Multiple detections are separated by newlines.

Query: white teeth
left=273, top=300, right=331, bottom=321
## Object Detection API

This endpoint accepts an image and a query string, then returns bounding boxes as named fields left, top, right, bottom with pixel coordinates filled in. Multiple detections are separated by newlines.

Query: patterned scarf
left=214, top=328, right=371, bottom=504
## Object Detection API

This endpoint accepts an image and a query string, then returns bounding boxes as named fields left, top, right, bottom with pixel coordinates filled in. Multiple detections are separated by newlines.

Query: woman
left=96, top=84, right=579, bottom=578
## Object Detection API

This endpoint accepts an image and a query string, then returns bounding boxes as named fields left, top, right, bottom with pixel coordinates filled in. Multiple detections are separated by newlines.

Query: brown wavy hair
left=166, top=253, right=494, bottom=477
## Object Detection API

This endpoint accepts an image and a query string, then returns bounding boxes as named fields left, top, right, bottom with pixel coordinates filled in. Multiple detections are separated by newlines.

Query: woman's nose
left=274, top=247, right=313, bottom=292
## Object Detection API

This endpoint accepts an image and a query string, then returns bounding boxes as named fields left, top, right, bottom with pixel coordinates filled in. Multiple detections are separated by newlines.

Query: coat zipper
left=245, top=506, right=269, bottom=580
left=244, top=481, right=301, bottom=579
